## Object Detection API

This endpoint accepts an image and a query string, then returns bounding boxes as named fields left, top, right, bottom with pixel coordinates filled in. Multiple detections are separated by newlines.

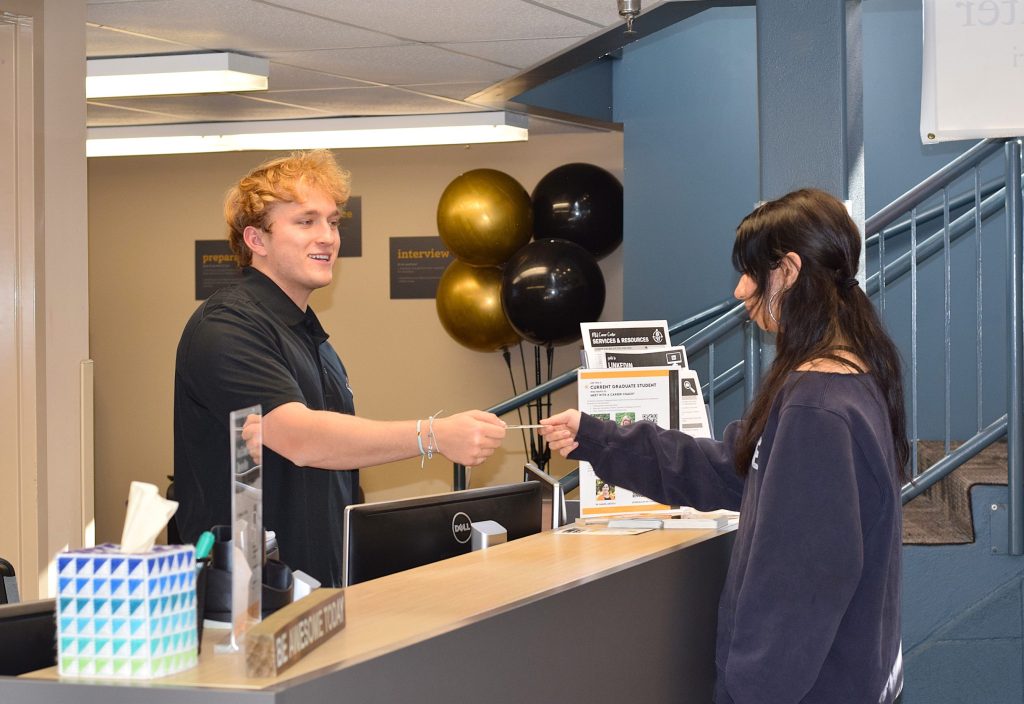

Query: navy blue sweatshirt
left=571, top=372, right=903, bottom=704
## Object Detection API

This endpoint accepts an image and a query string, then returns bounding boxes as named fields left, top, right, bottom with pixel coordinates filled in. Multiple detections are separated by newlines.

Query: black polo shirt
left=173, top=267, right=358, bottom=586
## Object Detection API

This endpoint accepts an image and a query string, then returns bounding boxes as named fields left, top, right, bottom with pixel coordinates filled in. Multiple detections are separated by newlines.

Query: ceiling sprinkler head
left=617, top=0, right=641, bottom=34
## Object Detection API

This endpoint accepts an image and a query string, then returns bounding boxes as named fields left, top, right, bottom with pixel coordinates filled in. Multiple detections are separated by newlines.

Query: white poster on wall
left=921, top=0, right=1024, bottom=143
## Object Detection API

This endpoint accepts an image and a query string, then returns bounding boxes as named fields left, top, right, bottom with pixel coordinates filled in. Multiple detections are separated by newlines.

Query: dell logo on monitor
left=451, top=512, right=473, bottom=544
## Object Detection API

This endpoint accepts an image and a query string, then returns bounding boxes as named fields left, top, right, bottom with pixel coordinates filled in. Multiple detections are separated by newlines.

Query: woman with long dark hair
left=540, top=189, right=906, bottom=704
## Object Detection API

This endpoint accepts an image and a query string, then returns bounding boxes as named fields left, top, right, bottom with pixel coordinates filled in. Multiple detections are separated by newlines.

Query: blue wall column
left=755, top=0, right=864, bottom=370
left=756, top=0, right=864, bottom=229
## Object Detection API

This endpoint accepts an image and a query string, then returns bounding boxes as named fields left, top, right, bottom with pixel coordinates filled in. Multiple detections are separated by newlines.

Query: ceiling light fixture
left=85, top=112, right=529, bottom=157
left=86, top=52, right=270, bottom=99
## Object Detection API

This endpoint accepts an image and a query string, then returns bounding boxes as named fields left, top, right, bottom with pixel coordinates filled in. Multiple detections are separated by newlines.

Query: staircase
left=903, top=441, right=1008, bottom=545
left=872, top=138, right=1024, bottom=702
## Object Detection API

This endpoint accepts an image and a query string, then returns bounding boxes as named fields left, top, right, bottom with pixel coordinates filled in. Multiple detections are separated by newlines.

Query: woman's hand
left=539, top=409, right=582, bottom=458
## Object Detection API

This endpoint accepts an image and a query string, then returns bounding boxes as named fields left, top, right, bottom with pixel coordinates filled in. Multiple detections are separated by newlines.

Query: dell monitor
left=343, top=482, right=543, bottom=587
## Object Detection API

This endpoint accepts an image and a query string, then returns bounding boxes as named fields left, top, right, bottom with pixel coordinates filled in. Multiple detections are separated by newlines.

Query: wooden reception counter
left=5, top=525, right=735, bottom=704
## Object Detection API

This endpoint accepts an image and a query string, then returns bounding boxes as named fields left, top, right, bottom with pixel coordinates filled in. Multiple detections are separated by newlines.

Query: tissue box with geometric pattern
left=55, top=544, right=198, bottom=679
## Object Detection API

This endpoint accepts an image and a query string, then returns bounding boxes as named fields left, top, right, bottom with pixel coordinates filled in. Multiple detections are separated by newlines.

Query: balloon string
left=534, top=344, right=546, bottom=471
left=538, top=344, right=554, bottom=470
left=519, top=342, right=538, bottom=463
left=546, top=344, right=555, bottom=410
left=503, top=345, right=530, bottom=459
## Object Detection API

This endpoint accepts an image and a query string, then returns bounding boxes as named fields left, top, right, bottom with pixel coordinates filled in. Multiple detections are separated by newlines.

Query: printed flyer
left=577, top=367, right=678, bottom=517
left=580, top=320, right=671, bottom=367
left=679, top=368, right=712, bottom=439
left=588, top=346, right=688, bottom=370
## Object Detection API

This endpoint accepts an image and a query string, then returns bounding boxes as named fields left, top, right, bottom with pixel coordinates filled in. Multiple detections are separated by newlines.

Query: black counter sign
left=195, top=240, right=242, bottom=300
left=339, top=196, right=362, bottom=258
left=389, top=236, right=453, bottom=299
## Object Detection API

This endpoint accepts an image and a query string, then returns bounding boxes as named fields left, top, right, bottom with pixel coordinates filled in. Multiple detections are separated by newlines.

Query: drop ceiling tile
left=440, top=36, right=581, bottom=69
left=253, top=86, right=475, bottom=116
left=87, top=101, right=186, bottom=127
left=400, top=81, right=498, bottom=100
left=84, top=0, right=629, bottom=130
left=87, top=0, right=403, bottom=53
left=87, top=23, right=198, bottom=57
left=88, top=93, right=331, bottom=124
left=529, top=0, right=626, bottom=26
left=263, top=63, right=371, bottom=91
left=265, top=44, right=516, bottom=85
left=274, top=0, right=600, bottom=42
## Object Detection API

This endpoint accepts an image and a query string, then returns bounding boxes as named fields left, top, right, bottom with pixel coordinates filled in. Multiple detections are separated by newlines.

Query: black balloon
left=531, top=163, right=623, bottom=259
left=501, top=239, right=606, bottom=346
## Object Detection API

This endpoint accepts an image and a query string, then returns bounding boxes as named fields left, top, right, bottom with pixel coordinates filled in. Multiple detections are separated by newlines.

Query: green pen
left=195, top=531, right=215, bottom=561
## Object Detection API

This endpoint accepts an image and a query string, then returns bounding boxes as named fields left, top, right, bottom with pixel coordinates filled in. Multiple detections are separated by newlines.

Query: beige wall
left=0, top=0, right=89, bottom=599
left=88, top=132, right=623, bottom=544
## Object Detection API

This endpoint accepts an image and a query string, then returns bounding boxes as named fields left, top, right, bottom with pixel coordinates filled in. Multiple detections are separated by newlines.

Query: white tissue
left=120, top=481, right=179, bottom=553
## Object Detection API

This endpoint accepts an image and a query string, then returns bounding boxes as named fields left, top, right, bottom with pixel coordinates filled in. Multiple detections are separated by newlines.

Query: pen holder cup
left=208, top=524, right=280, bottom=572
left=210, top=525, right=233, bottom=571
left=261, top=559, right=294, bottom=616
left=202, top=533, right=294, bottom=624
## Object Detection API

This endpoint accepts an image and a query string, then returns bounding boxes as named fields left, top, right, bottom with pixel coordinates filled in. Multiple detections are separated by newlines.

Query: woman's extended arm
left=541, top=410, right=744, bottom=511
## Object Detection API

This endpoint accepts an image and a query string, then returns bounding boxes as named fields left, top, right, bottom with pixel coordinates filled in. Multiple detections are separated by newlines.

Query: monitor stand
left=523, top=462, right=567, bottom=530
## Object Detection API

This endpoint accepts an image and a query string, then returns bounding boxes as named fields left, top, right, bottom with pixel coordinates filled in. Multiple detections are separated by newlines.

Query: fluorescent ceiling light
left=86, top=52, right=269, bottom=99
left=86, top=112, right=529, bottom=157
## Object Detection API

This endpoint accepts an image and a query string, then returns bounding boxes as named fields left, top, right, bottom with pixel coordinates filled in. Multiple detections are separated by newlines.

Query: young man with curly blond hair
left=174, top=150, right=505, bottom=586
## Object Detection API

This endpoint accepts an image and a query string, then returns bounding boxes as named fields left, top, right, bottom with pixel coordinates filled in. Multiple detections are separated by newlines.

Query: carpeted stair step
left=902, top=440, right=1007, bottom=545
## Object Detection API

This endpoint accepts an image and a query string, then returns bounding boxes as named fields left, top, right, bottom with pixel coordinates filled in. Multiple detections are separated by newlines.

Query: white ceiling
left=85, top=0, right=635, bottom=131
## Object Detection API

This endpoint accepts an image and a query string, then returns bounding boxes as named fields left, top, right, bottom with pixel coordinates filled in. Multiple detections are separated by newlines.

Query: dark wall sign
left=389, top=236, right=453, bottom=299
left=195, top=240, right=243, bottom=300
left=339, top=196, right=362, bottom=258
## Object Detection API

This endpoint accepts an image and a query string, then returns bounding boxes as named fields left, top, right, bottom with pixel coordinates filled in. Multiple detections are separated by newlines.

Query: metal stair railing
left=865, top=185, right=1008, bottom=298
left=901, top=415, right=1007, bottom=504
left=865, top=139, right=1005, bottom=233
left=865, top=173, right=1007, bottom=250
left=865, top=139, right=1022, bottom=557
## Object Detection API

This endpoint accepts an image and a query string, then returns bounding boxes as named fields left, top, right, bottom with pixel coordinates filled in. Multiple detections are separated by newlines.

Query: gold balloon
left=436, top=260, right=519, bottom=352
left=437, top=169, right=532, bottom=266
